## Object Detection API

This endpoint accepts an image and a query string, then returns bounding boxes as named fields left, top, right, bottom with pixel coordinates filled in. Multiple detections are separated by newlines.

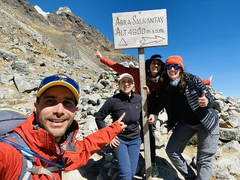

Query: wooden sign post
left=138, top=47, right=152, bottom=179
left=112, top=9, right=168, bottom=179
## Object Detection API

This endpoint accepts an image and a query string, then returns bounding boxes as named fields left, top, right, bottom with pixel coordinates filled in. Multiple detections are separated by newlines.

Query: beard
left=37, top=114, right=74, bottom=140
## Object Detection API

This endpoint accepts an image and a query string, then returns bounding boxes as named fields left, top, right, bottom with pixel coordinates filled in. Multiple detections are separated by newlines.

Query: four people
left=95, top=73, right=155, bottom=179
left=0, top=52, right=218, bottom=179
left=0, top=74, right=127, bottom=180
left=147, top=55, right=219, bottom=180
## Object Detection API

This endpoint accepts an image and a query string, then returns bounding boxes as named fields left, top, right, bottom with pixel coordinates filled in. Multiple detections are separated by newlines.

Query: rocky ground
left=62, top=130, right=240, bottom=180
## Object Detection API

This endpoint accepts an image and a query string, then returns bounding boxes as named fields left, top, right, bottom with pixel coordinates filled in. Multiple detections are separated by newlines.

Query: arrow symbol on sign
left=140, top=35, right=165, bottom=45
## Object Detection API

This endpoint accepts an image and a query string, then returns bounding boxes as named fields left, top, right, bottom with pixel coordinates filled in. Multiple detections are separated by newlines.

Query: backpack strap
left=27, top=166, right=58, bottom=180
left=0, top=133, right=63, bottom=180
left=3, top=133, right=33, bottom=180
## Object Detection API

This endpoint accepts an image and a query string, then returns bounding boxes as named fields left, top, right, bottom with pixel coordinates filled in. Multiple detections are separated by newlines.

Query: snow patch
left=34, top=5, right=49, bottom=17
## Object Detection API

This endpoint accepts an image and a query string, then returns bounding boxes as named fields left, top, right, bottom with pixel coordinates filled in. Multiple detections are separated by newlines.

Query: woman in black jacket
left=95, top=73, right=155, bottom=180
left=148, top=55, right=219, bottom=180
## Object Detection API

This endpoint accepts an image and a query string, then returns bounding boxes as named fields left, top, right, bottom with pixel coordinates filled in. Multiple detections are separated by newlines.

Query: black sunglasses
left=166, top=64, right=181, bottom=70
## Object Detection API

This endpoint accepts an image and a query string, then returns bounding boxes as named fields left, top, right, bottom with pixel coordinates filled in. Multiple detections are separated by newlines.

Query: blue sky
left=27, top=0, right=240, bottom=98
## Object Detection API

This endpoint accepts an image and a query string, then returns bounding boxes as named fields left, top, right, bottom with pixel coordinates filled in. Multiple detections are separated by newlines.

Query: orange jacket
left=0, top=112, right=122, bottom=180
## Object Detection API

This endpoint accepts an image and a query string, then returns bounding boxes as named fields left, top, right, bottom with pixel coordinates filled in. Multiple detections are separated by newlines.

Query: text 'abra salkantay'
left=112, top=9, right=168, bottom=49
left=115, top=15, right=164, bottom=26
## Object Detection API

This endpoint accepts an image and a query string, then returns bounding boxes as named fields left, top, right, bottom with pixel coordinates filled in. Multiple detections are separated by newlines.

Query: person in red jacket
left=94, top=51, right=212, bottom=177
left=0, top=73, right=127, bottom=180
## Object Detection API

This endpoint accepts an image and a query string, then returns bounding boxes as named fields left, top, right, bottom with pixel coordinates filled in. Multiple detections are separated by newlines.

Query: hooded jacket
left=0, top=112, right=122, bottom=180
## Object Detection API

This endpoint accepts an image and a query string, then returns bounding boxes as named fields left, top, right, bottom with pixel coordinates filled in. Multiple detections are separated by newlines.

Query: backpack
left=0, top=106, right=64, bottom=180
left=0, top=106, right=27, bottom=135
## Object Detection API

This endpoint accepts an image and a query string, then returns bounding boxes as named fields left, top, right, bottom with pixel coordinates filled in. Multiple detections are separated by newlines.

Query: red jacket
left=100, top=56, right=210, bottom=95
left=0, top=112, right=122, bottom=180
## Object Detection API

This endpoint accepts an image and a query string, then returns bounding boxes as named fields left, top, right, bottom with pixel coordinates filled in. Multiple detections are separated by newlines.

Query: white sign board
left=112, top=9, right=168, bottom=50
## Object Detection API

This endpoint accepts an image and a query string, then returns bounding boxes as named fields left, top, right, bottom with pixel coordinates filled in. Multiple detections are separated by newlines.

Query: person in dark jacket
left=147, top=56, right=219, bottom=180
left=95, top=73, right=155, bottom=180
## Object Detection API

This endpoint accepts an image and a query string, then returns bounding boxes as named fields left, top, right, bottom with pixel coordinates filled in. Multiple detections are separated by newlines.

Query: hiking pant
left=149, top=120, right=156, bottom=163
left=166, top=121, right=219, bottom=180
left=140, top=114, right=157, bottom=163
left=112, top=137, right=141, bottom=180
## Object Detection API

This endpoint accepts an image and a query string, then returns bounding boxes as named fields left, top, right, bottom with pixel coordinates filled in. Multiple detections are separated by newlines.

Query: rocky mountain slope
left=0, top=0, right=136, bottom=73
left=0, top=0, right=137, bottom=109
left=0, top=0, right=240, bottom=180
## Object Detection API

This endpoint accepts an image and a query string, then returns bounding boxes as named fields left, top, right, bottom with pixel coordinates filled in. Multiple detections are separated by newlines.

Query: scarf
left=150, top=75, right=160, bottom=83
left=170, top=77, right=180, bottom=87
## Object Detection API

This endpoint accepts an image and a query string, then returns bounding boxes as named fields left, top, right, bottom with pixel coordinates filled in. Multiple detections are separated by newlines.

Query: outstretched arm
left=201, top=75, right=212, bottom=85
left=94, top=51, right=139, bottom=76
left=66, top=113, right=126, bottom=170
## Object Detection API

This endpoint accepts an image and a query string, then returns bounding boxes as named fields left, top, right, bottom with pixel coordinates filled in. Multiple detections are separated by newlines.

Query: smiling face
left=167, top=64, right=181, bottom=81
left=150, top=59, right=162, bottom=77
left=34, top=86, right=78, bottom=143
left=119, top=77, right=134, bottom=96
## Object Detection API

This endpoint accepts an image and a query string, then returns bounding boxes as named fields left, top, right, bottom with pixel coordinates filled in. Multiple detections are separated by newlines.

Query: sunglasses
left=39, top=74, right=79, bottom=93
left=166, top=64, right=181, bottom=70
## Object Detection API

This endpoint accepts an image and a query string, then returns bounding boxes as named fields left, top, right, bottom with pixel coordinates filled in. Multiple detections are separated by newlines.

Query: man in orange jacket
left=0, top=73, right=126, bottom=180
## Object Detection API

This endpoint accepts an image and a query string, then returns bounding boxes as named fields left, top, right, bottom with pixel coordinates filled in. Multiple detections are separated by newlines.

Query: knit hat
left=164, top=55, right=184, bottom=71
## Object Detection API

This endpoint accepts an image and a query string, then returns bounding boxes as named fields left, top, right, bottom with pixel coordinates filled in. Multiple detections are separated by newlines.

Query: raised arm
left=201, top=75, right=213, bottom=85
left=94, top=51, right=139, bottom=76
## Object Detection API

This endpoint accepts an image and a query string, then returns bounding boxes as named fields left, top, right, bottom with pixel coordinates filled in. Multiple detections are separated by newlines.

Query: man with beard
left=0, top=73, right=126, bottom=180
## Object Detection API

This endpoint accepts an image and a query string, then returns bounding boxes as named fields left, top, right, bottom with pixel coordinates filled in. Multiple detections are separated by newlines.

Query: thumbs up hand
left=198, top=90, right=208, bottom=107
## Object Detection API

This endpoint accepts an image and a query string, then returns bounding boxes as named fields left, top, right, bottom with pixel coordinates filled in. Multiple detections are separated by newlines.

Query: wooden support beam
left=138, top=48, right=152, bottom=180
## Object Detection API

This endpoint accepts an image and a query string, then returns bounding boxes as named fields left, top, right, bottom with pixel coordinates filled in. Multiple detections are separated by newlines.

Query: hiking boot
left=185, top=174, right=196, bottom=180
left=151, top=162, right=159, bottom=177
